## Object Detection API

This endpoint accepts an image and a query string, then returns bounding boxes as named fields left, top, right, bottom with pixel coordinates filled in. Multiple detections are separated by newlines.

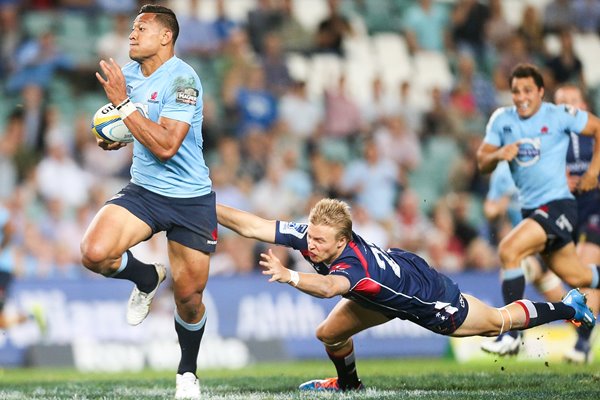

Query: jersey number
left=368, top=243, right=401, bottom=278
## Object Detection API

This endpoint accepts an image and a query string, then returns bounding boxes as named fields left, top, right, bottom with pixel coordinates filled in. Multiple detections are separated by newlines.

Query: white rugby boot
left=126, top=263, right=166, bottom=325
left=481, top=332, right=521, bottom=356
left=175, top=372, right=200, bottom=399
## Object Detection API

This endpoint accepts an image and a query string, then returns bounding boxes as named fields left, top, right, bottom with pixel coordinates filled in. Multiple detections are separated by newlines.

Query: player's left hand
left=259, top=249, right=289, bottom=284
left=96, top=58, right=128, bottom=106
left=577, top=171, right=599, bottom=192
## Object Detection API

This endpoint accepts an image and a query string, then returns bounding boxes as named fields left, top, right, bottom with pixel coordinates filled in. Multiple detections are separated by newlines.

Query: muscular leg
left=168, top=240, right=210, bottom=375
left=313, top=299, right=391, bottom=390
left=542, top=243, right=595, bottom=289
left=81, top=205, right=153, bottom=274
left=494, top=219, right=547, bottom=342
left=81, top=204, right=160, bottom=294
left=455, top=294, right=577, bottom=337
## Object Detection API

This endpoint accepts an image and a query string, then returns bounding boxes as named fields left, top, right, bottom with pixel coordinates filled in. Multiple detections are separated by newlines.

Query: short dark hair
left=509, top=63, right=544, bottom=89
left=138, top=4, right=179, bottom=44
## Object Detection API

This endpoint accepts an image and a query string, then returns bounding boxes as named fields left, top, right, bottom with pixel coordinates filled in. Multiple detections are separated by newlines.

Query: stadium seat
left=57, top=13, right=97, bottom=66
left=411, top=51, right=453, bottom=93
left=343, top=59, right=376, bottom=107
left=286, top=52, right=310, bottom=82
left=306, top=54, right=343, bottom=98
left=370, top=33, right=411, bottom=90
left=22, top=11, right=57, bottom=37
left=292, top=0, right=328, bottom=32
left=544, top=34, right=561, bottom=57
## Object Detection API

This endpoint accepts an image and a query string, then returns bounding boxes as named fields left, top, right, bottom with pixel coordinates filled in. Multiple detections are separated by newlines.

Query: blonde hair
left=309, top=198, right=352, bottom=241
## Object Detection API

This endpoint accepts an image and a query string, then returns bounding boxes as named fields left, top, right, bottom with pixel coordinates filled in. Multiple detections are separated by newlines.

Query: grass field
left=1, top=358, right=600, bottom=400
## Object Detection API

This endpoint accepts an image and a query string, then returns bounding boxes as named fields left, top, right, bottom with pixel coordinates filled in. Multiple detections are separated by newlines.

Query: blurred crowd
left=1, top=0, right=600, bottom=279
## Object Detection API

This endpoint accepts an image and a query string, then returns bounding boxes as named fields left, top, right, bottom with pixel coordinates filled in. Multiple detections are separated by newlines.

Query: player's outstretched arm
left=259, top=249, right=350, bottom=298
left=216, top=204, right=276, bottom=243
left=578, top=113, right=600, bottom=191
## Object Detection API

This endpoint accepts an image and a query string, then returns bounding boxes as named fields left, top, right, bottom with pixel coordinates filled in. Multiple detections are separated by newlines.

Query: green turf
left=1, top=359, right=600, bottom=399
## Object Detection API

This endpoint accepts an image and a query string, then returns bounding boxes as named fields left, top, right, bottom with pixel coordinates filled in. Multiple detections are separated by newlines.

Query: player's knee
left=80, top=240, right=111, bottom=272
left=315, top=322, right=343, bottom=345
left=562, top=274, right=588, bottom=289
left=498, top=240, right=519, bottom=266
left=174, top=285, right=205, bottom=312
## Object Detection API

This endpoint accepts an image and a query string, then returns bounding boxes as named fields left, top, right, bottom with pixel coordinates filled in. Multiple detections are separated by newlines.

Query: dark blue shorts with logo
left=107, top=183, right=217, bottom=253
left=522, top=198, right=577, bottom=253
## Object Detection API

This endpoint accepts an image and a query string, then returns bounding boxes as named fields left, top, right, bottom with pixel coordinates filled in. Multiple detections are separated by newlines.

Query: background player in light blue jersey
left=555, top=85, right=600, bottom=363
left=477, top=63, right=600, bottom=355
left=80, top=5, right=215, bottom=399
left=217, top=199, right=593, bottom=392
left=483, top=161, right=591, bottom=358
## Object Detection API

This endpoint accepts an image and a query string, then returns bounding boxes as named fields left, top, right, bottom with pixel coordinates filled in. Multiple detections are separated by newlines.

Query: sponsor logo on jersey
left=279, top=221, right=307, bottom=239
left=176, top=87, right=199, bottom=105
left=515, top=137, right=541, bottom=167
left=148, top=91, right=159, bottom=103
left=503, top=125, right=512, bottom=134
left=541, top=125, right=548, bottom=134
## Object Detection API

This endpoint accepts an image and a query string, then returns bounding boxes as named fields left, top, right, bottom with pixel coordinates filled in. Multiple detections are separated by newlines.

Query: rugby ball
left=91, top=102, right=134, bottom=143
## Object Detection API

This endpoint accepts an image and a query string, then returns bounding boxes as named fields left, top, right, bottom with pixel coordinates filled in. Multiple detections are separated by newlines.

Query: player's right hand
left=497, top=142, right=520, bottom=161
left=96, top=137, right=127, bottom=151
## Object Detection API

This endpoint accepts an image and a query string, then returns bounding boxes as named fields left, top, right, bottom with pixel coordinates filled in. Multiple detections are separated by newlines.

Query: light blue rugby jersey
left=484, top=102, right=588, bottom=209
left=122, top=56, right=211, bottom=197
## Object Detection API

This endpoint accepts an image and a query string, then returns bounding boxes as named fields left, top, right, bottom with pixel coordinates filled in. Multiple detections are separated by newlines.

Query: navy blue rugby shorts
left=522, top=198, right=577, bottom=253
left=107, top=183, right=217, bottom=253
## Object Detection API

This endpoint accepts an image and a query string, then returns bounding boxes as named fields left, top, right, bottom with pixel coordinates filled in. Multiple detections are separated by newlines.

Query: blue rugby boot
left=562, top=289, right=596, bottom=329
left=299, top=377, right=364, bottom=392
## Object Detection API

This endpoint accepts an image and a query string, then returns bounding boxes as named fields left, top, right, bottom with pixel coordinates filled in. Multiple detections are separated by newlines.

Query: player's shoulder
left=488, top=106, right=516, bottom=126
left=167, top=56, right=200, bottom=78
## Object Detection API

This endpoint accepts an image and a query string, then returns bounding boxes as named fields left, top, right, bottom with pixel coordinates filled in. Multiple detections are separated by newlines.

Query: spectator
left=517, top=5, right=545, bottom=56
left=340, top=137, right=399, bottom=223
left=232, top=65, right=278, bottom=138
left=315, top=0, right=353, bottom=55
left=176, top=0, right=220, bottom=60
left=6, top=31, right=73, bottom=93
left=402, top=0, right=449, bottom=54
left=373, top=115, right=421, bottom=173
left=260, top=32, right=292, bottom=97
left=573, top=0, right=600, bottom=33
left=544, top=29, right=584, bottom=91
left=36, top=132, right=91, bottom=208
left=214, top=0, right=237, bottom=49
left=450, top=0, right=490, bottom=70
left=96, top=13, right=132, bottom=67
left=278, top=80, right=324, bottom=142
left=0, top=2, right=23, bottom=80
left=543, top=0, right=576, bottom=34
left=246, top=0, right=281, bottom=55
left=390, top=188, right=432, bottom=253
left=276, top=0, right=313, bottom=54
